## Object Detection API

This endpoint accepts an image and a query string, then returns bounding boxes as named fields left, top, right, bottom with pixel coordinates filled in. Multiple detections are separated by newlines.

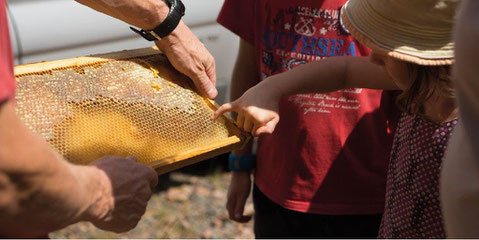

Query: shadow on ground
left=153, top=153, right=230, bottom=193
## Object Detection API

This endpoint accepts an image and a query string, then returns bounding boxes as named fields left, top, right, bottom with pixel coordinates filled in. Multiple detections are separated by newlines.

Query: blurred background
left=7, top=0, right=254, bottom=238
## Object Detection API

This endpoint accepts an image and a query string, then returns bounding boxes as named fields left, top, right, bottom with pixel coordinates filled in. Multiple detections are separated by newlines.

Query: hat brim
left=340, top=4, right=454, bottom=66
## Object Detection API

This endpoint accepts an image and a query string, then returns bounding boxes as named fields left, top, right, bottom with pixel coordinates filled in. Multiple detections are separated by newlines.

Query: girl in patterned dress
left=213, top=0, right=459, bottom=238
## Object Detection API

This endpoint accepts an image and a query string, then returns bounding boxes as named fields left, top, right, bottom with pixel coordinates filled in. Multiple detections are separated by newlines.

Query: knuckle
left=256, top=116, right=267, bottom=124
left=244, top=108, right=253, bottom=115
left=195, top=61, right=206, bottom=72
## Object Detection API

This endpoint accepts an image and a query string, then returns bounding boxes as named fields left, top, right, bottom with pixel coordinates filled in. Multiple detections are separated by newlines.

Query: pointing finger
left=213, top=102, right=235, bottom=119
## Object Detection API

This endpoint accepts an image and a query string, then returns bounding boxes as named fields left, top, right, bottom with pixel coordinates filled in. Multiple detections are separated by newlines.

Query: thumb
left=234, top=196, right=251, bottom=223
left=190, top=70, right=217, bottom=99
left=205, top=56, right=217, bottom=87
left=234, top=201, right=245, bottom=220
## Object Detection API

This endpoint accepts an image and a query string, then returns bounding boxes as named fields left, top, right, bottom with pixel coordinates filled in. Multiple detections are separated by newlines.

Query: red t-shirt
left=218, top=0, right=398, bottom=215
left=0, top=0, right=15, bottom=102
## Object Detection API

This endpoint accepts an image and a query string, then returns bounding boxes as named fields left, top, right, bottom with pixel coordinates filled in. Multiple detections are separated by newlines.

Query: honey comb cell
left=14, top=47, right=249, bottom=175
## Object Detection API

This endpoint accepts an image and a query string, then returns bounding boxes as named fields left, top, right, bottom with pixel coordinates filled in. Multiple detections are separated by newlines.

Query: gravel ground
left=50, top=165, right=255, bottom=239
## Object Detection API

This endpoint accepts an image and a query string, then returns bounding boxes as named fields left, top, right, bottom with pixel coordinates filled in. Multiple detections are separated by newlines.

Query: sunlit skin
left=213, top=55, right=398, bottom=136
left=369, top=51, right=410, bottom=91
left=76, top=0, right=217, bottom=99
left=213, top=51, right=457, bottom=135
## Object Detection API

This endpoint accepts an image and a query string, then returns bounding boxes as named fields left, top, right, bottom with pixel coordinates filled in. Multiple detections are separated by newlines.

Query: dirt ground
left=50, top=159, right=255, bottom=238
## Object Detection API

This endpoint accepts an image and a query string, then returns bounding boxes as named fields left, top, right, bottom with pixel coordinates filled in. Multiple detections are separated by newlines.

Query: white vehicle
left=6, top=0, right=239, bottom=104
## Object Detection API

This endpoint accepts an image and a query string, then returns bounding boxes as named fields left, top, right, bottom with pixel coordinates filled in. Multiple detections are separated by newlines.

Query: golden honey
left=14, top=49, right=244, bottom=170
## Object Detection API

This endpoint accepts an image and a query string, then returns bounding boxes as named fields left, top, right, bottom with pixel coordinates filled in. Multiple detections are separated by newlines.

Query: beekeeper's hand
left=155, top=22, right=217, bottom=99
left=74, top=0, right=217, bottom=99
left=213, top=81, right=280, bottom=136
left=84, top=155, right=158, bottom=233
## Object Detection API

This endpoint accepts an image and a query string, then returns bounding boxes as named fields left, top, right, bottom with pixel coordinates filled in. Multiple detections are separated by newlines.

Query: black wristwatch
left=130, top=0, right=185, bottom=41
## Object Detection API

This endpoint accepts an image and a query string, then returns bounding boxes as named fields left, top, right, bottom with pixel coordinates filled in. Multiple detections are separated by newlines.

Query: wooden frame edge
left=148, top=135, right=243, bottom=175
left=14, top=46, right=161, bottom=76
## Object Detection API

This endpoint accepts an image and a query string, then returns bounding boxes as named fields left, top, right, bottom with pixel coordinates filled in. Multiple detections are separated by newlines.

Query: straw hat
left=340, top=0, right=459, bottom=65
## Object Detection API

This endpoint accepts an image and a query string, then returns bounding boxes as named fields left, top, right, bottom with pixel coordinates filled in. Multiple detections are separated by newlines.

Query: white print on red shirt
left=288, top=90, right=363, bottom=115
left=261, top=4, right=362, bottom=116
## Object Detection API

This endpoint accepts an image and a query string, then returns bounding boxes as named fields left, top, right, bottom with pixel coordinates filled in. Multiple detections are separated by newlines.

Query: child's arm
left=268, top=56, right=399, bottom=96
left=226, top=39, right=259, bottom=223
left=213, top=56, right=399, bottom=136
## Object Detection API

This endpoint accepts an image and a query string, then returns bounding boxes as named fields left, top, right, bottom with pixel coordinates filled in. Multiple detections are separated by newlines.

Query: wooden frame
left=14, top=47, right=251, bottom=175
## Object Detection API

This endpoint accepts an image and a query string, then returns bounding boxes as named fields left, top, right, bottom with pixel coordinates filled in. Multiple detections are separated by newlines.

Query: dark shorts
left=252, top=184, right=382, bottom=239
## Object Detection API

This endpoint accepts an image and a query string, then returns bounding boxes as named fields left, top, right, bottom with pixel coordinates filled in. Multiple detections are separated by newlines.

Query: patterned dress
left=378, top=113, right=458, bottom=238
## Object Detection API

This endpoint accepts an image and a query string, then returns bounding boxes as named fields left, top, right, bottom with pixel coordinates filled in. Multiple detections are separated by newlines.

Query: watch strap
left=130, top=0, right=185, bottom=41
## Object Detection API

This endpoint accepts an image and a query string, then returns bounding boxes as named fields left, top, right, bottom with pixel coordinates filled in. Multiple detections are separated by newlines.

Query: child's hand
left=213, top=83, right=280, bottom=136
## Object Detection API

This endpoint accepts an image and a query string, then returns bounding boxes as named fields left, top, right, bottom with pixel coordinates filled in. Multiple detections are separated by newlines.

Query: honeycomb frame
left=14, top=47, right=250, bottom=175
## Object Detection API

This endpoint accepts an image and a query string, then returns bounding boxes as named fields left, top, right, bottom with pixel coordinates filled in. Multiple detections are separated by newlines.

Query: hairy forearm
left=75, top=0, right=169, bottom=30
left=0, top=102, right=106, bottom=236
left=260, top=56, right=397, bottom=99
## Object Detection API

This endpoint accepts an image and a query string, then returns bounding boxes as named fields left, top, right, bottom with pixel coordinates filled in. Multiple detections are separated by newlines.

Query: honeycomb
left=14, top=48, right=247, bottom=170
